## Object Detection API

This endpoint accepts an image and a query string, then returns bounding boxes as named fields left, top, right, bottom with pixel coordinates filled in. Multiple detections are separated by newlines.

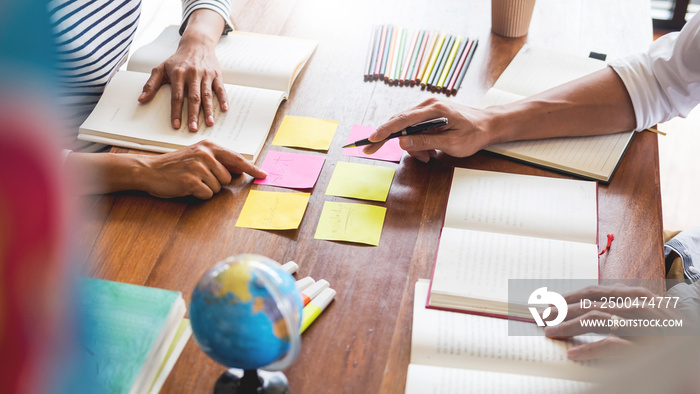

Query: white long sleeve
left=609, top=14, right=700, bottom=131
left=180, top=0, right=235, bottom=35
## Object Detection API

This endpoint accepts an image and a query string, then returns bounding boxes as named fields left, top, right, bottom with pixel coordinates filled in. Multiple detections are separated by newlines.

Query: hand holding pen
left=362, top=98, right=496, bottom=162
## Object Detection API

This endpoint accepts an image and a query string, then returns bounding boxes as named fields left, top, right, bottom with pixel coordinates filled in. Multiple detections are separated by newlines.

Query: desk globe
left=189, top=255, right=303, bottom=393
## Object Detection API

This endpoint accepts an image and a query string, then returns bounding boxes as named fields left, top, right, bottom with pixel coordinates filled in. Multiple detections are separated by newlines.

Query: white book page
left=405, top=364, right=593, bottom=394
left=444, top=168, right=598, bottom=244
left=78, top=70, right=284, bottom=162
left=492, top=45, right=606, bottom=97
left=127, top=26, right=317, bottom=96
left=412, top=281, right=599, bottom=382
left=430, top=228, right=599, bottom=305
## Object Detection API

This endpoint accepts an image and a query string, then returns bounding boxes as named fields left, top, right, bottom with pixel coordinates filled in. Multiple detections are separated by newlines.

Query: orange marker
left=301, top=279, right=329, bottom=306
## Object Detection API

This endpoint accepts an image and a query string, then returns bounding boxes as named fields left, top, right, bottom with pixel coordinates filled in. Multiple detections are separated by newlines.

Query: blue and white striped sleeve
left=180, top=0, right=235, bottom=35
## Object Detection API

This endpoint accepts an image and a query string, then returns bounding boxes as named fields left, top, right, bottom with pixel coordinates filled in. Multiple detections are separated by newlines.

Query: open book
left=481, top=45, right=634, bottom=183
left=407, top=280, right=599, bottom=393
left=79, top=26, right=317, bottom=162
left=79, top=277, right=191, bottom=394
left=427, top=168, right=599, bottom=318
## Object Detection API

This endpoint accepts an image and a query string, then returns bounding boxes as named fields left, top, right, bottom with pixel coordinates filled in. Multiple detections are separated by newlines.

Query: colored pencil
left=411, top=30, right=430, bottom=82
left=367, top=25, right=381, bottom=80
left=416, top=30, right=437, bottom=82
left=446, top=38, right=473, bottom=93
left=364, top=26, right=377, bottom=80
left=443, top=38, right=468, bottom=90
left=380, top=25, right=394, bottom=78
left=393, top=28, right=407, bottom=81
left=400, top=30, right=419, bottom=83
left=374, top=25, right=388, bottom=78
left=405, top=30, right=425, bottom=84
left=453, top=38, right=479, bottom=92
left=421, top=33, right=445, bottom=86
left=428, top=34, right=454, bottom=87
left=386, top=25, right=400, bottom=81
left=437, top=36, right=462, bottom=89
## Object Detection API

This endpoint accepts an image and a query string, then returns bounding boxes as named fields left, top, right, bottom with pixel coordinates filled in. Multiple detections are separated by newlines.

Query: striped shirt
left=49, top=0, right=233, bottom=150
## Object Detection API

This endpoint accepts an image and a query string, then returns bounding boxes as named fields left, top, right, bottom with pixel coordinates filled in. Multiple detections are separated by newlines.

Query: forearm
left=65, top=152, right=148, bottom=195
left=179, top=9, right=227, bottom=50
left=486, top=67, right=637, bottom=145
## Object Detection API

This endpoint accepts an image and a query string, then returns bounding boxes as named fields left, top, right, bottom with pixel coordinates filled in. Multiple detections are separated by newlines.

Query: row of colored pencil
left=363, top=24, right=479, bottom=95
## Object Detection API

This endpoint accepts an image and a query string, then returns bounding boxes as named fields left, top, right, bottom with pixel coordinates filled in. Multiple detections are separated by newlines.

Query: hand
left=363, top=98, right=496, bottom=162
left=138, top=33, right=227, bottom=132
left=544, top=285, right=683, bottom=361
left=136, top=140, right=266, bottom=199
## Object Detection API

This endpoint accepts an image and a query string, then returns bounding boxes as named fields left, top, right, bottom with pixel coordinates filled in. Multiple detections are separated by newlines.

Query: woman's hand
left=137, top=9, right=228, bottom=132
left=136, top=140, right=266, bottom=199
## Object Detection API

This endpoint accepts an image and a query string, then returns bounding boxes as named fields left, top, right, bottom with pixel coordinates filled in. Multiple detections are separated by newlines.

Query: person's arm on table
left=364, top=67, right=636, bottom=162
left=66, top=140, right=266, bottom=199
left=138, top=1, right=234, bottom=132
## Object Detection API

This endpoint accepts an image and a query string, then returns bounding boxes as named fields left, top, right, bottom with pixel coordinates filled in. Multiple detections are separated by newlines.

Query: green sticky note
left=236, top=190, right=310, bottom=230
left=271, top=115, right=339, bottom=151
left=326, top=161, right=395, bottom=202
left=314, top=201, right=387, bottom=246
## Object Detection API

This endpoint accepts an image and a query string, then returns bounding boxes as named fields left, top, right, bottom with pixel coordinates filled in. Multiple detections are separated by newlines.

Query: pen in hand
left=342, top=117, right=448, bottom=148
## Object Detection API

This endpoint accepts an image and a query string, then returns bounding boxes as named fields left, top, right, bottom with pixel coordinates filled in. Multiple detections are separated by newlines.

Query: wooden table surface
left=77, top=0, right=661, bottom=392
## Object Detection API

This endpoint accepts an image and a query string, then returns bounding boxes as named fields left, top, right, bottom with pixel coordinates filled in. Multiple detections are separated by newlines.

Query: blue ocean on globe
left=190, top=255, right=303, bottom=370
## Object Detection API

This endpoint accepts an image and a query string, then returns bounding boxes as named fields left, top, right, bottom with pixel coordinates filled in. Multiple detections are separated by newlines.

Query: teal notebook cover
left=78, top=278, right=181, bottom=394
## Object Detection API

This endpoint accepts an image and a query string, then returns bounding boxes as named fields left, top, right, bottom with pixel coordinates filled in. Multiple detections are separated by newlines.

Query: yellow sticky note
left=272, top=115, right=339, bottom=151
left=326, top=161, right=396, bottom=202
left=314, top=201, right=386, bottom=246
left=236, top=190, right=310, bottom=230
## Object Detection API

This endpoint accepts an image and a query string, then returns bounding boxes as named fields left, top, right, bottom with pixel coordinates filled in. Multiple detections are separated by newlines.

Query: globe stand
left=214, top=368, right=289, bottom=394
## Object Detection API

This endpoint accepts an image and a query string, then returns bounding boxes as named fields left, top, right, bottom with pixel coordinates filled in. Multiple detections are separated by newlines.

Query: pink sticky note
left=343, top=125, right=404, bottom=162
left=254, top=151, right=325, bottom=189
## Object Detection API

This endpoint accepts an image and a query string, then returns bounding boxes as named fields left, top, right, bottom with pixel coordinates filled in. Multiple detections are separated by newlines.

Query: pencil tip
left=341, top=143, right=356, bottom=149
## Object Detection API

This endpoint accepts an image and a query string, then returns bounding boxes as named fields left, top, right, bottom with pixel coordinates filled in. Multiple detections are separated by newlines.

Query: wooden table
left=78, top=0, right=661, bottom=392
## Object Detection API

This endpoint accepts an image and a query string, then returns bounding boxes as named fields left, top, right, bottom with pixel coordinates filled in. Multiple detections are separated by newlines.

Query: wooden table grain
left=78, top=1, right=661, bottom=393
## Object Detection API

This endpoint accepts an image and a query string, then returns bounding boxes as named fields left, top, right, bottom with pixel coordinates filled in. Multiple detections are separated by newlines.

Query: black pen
left=342, top=117, right=448, bottom=148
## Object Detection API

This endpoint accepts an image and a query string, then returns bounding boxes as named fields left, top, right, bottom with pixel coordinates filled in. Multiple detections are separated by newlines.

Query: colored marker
left=301, top=279, right=330, bottom=306
left=374, top=25, right=388, bottom=77
left=379, top=25, right=393, bottom=77
left=295, top=276, right=315, bottom=292
left=417, top=30, right=438, bottom=82
left=281, top=261, right=298, bottom=274
left=420, top=33, right=445, bottom=86
left=453, top=39, right=479, bottom=92
left=300, top=288, right=336, bottom=334
left=437, top=36, right=461, bottom=89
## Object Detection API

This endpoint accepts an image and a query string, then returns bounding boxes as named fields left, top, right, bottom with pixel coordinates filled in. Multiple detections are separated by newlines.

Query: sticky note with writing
left=343, top=125, right=403, bottom=162
left=254, top=150, right=325, bottom=189
left=272, top=115, right=339, bottom=151
left=236, top=190, right=310, bottom=230
left=314, top=201, right=386, bottom=246
left=326, top=161, right=395, bottom=202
